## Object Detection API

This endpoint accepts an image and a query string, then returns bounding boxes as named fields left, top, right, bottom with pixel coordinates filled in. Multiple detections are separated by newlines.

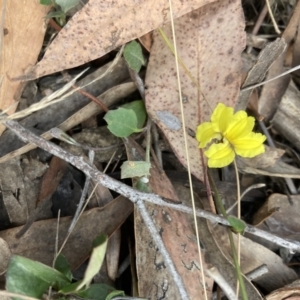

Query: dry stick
left=53, top=209, right=61, bottom=267
left=265, top=0, right=281, bottom=34
left=0, top=45, right=124, bottom=124
left=136, top=199, right=188, bottom=298
left=3, top=121, right=189, bottom=298
left=206, top=267, right=237, bottom=300
left=242, top=64, right=300, bottom=91
left=68, top=150, right=94, bottom=234
left=246, top=3, right=268, bottom=54
left=245, top=264, right=268, bottom=281
left=226, top=183, right=266, bottom=214
left=167, top=0, right=208, bottom=297
left=151, top=125, right=163, bottom=168
left=258, top=119, right=297, bottom=195
left=57, top=151, right=117, bottom=257
left=73, top=85, right=109, bottom=112
left=4, top=119, right=300, bottom=254
left=56, top=183, right=99, bottom=259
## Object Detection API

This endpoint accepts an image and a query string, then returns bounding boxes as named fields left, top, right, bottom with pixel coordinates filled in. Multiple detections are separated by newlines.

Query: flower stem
left=233, top=159, right=241, bottom=297
left=208, top=170, right=248, bottom=300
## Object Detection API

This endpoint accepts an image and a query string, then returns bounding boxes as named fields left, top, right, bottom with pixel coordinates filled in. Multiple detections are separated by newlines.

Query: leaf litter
left=145, top=0, right=245, bottom=181
left=17, top=0, right=216, bottom=80
left=1, top=0, right=300, bottom=299
left=0, top=0, right=50, bottom=135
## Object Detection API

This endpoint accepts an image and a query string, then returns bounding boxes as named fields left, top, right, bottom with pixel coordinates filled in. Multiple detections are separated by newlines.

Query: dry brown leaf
left=237, top=38, right=286, bottom=111
left=124, top=138, right=213, bottom=299
left=145, top=0, right=245, bottom=181
left=212, top=225, right=298, bottom=293
left=138, top=32, right=153, bottom=52
left=239, top=159, right=300, bottom=179
left=0, top=81, right=136, bottom=163
left=0, top=0, right=49, bottom=134
left=254, top=193, right=300, bottom=239
left=0, top=158, right=30, bottom=226
left=0, top=238, right=10, bottom=275
left=267, top=289, right=300, bottom=300
left=37, top=156, right=68, bottom=207
left=193, top=189, right=263, bottom=299
left=258, top=1, right=300, bottom=121
left=266, top=280, right=300, bottom=300
left=17, top=0, right=216, bottom=80
left=237, top=145, right=285, bottom=169
left=272, top=82, right=300, bottom=152
left=0, top=196, right=133, bottom=270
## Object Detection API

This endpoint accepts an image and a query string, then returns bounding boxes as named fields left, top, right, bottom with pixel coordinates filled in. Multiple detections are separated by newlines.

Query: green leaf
left=122, top=100, right=146, bottom=129
left=121, top=161, right=151, bottom=179
left=76, top=283, right=119, bottom=300
left=54, top=254, right=72, bottom=282
left=6, top=255, right=71, bottom=300
left=104, top=107, right=142, bottom=137
left=59, top=280, right=82, bottom=294
left=124, top=40, right=145, bottom=72
left=40, top=0, right=53, bottom=5
left=228, top=216, right=246, bottom=234
left=106, top=289, right=126, bottom=300
left=76, top=235, right=108, bottom=291
left=55, top=0, right=80, bottom=13
left=45, top=10, right=66, bottom=19
left=136, top=177, right=151, bottom=193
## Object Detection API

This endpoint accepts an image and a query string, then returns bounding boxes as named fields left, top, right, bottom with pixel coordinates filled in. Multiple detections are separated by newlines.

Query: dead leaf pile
left=0, top=0, right=300, bottom=299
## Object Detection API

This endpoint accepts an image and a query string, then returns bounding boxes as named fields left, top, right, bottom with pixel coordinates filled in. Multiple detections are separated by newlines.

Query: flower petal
left=233, top=132, right=266, bottom=158
left=211, top=103, right=234, bottom=133
left=196, top=122, right=221, bottom=148
left=225, top=111, right=255, bottom=141
left=204, top=141, right=235, bottom=168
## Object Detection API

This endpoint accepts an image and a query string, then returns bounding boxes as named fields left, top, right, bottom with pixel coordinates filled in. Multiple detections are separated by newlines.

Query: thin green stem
left=208, top=170, right=248, bottom=300
left=233, top=159, right=241, bottom=296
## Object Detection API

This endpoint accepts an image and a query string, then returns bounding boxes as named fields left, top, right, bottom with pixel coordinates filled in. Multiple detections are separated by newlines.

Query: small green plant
left=40, top=0, right=80, bottom=26
left=104, top=100, right=146, bottom=138
left=104, top=100, right=150, bottom=181
left=123, top=41, right=146, bottom=72
left=5, top=234, right=125, bottom=300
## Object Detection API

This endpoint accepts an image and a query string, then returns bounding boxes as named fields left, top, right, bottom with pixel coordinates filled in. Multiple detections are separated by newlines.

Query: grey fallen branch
left=4, top=119, right=189, bottom=299
left=4, top=119, right=300, bottom=255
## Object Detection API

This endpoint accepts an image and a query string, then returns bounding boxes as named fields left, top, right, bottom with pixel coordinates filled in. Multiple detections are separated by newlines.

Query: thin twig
left=206, top=267, right=238, bottom=300
left=246, top=264, right=268, bottom=280
left=68, top=150, right=94, bottom=234
left=242, top=64, right=300, bottom=91
left=0, top=45, right=125, bottom=124
left=56, top=183, right=98, bottom=258
left=246, top=3, right=268, bottom=54
left=136, top=200, right=189, bottom=299
left=226, top=183, right=266, bottom=214
left=4, top=119, right=300, bottom=253
left=167, top=0, right=208, bottom=296
left=151, top=124, right=163, bottom=168
left=265, top=0, right=281, bottom=34
left=71, top=84, right=109, bottom=112
left=53, top=209, right=61, bottom=267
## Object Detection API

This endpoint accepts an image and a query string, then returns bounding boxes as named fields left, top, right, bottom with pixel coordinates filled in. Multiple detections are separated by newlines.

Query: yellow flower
left=196, top=103, right=266, bottom=168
